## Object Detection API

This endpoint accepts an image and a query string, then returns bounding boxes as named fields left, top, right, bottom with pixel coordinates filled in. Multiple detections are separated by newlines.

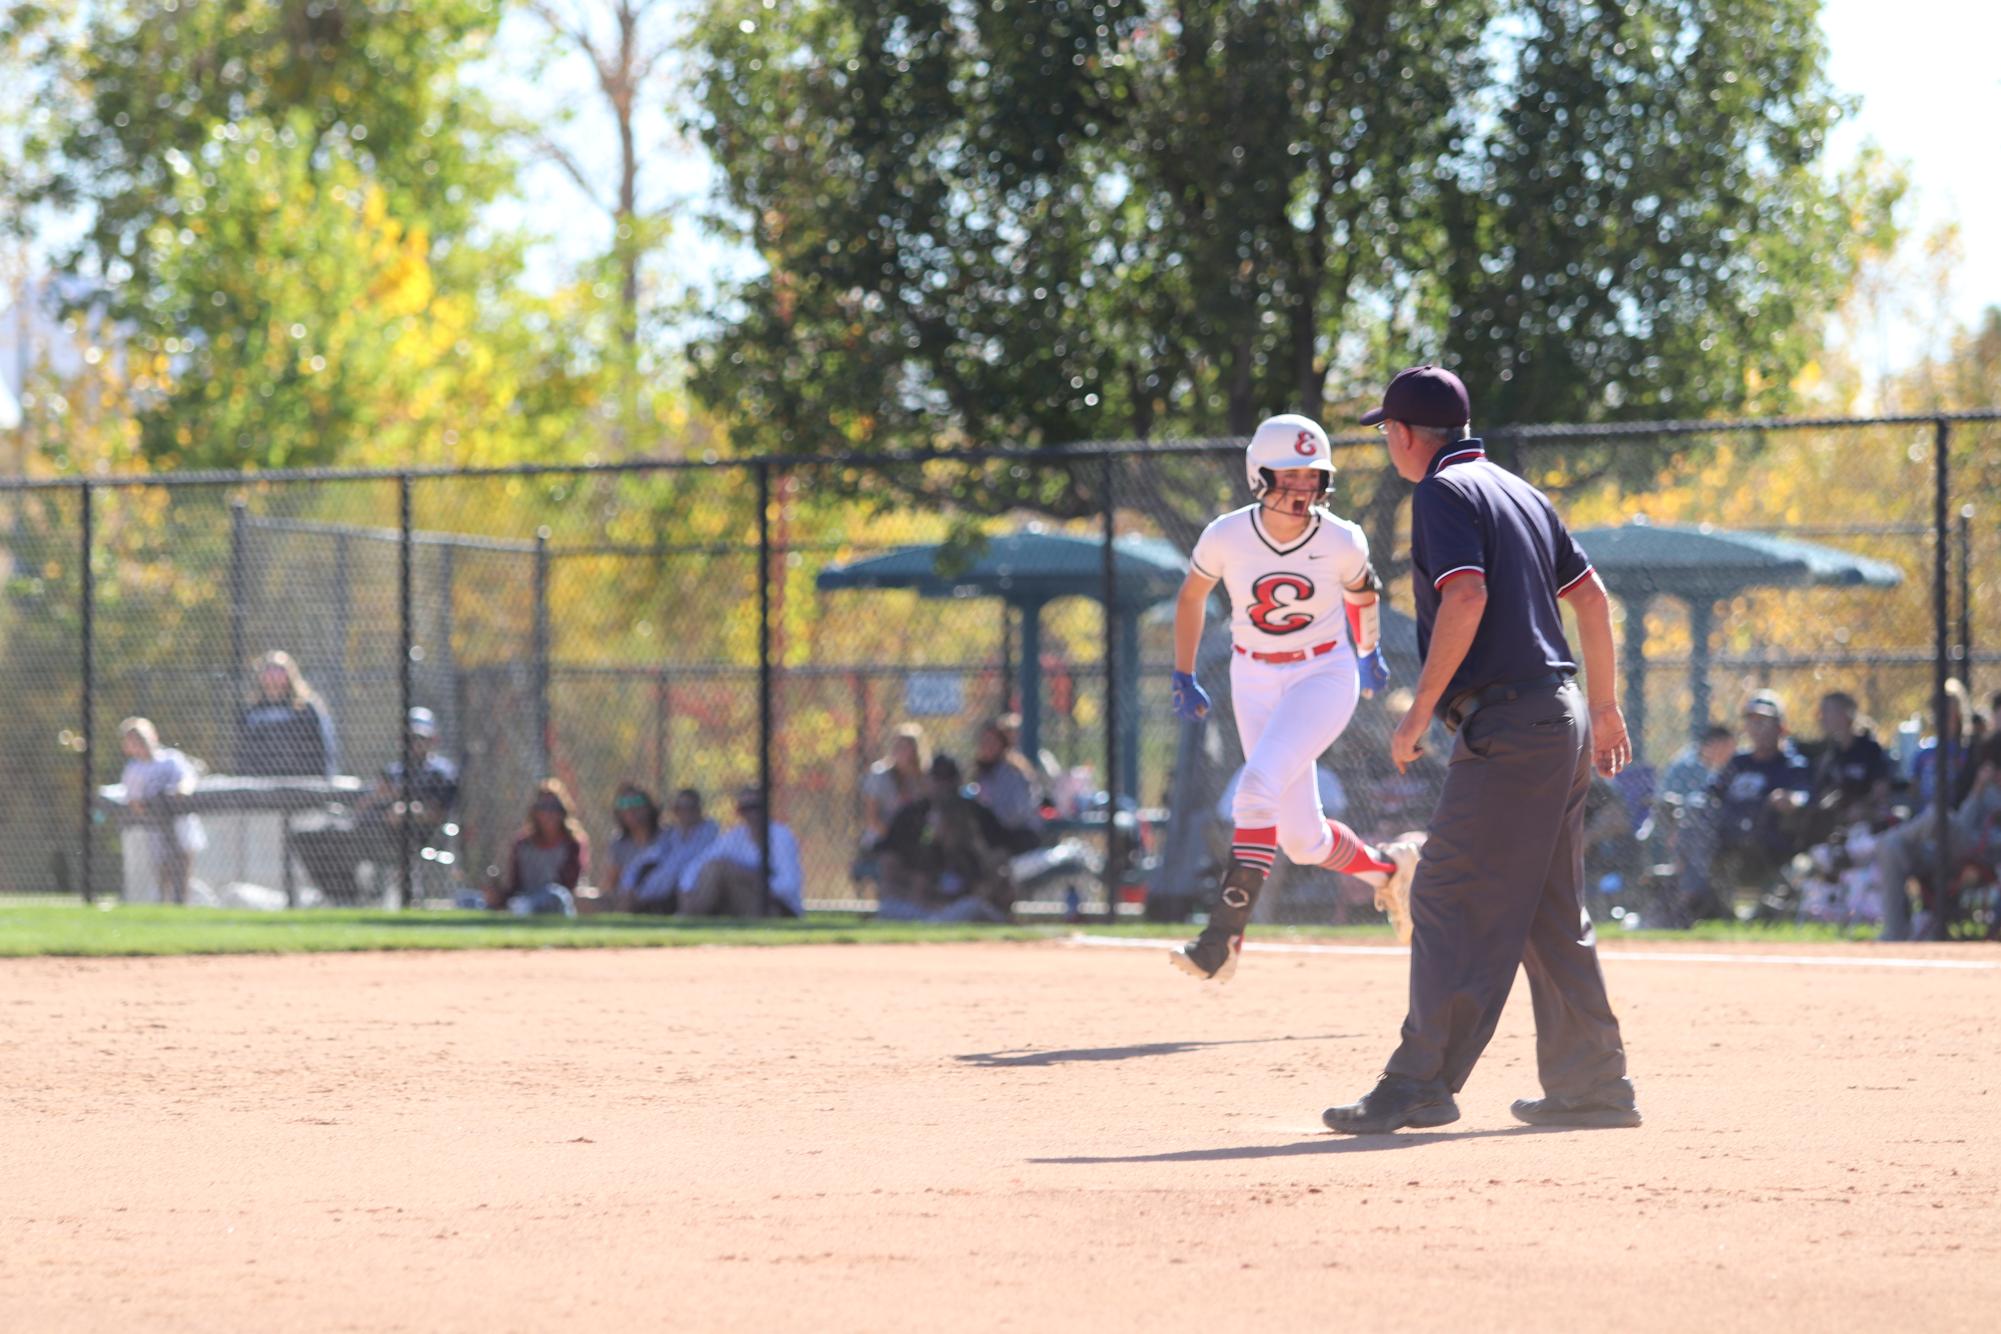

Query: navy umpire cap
left=1360, top=365, right=1472, bottom=428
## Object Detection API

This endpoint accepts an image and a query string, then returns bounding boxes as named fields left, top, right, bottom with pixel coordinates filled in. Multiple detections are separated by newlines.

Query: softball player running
left=1170, top=414, right=1420, bottom=982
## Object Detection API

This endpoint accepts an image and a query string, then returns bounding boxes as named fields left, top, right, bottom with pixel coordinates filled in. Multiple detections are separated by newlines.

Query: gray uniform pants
left=1384, top=681, right=1629, bottom=1098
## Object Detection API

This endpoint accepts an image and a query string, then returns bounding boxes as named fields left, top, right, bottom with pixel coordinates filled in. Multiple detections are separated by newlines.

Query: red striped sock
left=1321, top=820, right=1394, bottom=876
left=1230, top=825, right=1277, bottom=873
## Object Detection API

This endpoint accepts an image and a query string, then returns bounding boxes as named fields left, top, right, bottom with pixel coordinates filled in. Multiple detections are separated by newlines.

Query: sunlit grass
left=0, top=900, right=1891, bottom=958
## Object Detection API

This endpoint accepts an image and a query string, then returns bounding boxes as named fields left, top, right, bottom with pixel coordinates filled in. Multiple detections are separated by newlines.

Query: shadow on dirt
left=1030, top=1126, right=1576, bottom=1162
left=956, top=1034, right=1357, bottom=1068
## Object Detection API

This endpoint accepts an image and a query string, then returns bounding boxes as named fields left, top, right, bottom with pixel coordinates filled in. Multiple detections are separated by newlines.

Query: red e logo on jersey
left=1248, top=572, right=1316, bottom=635
left=1294, top=430, right=1317, bottom=456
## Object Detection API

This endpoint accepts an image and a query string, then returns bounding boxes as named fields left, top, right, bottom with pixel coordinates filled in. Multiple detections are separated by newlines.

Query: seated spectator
left=1659, top=725, right=1735, bottom=807
left=1806, top=691, right=1893, bottom=837
left=625, top=788, right=720, bottom=913
left=1583, top=775, right=1645, bottom=899
left=295, top=707, right=459, bottom=905
left=237, top=650, right=337, bottom=778
left=969, top=718, right=1044, bottom=854
left=677, top=787, right=803, bottom=918
left=1652, top=723, right=1734, bottom=868
left=1875, top=757, right=2001, bottom=941
left=1908, top=679, right=1977, bottom=813
left=1677, top=691, right=1811, bottom=921
left=487, top=780, right=589, bottom=916
left=876, top=755, right=1015, bottom=922
left=861, top=724, right=929, bottom=851
left=601, top=784, right=661, bottom=904
left=118, top=717, right=206, bottom=905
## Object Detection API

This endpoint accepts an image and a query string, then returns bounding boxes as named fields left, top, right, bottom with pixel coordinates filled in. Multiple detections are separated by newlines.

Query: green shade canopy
left=814, top=528, right=1186, bottom=611
left=1573, top=522, right=1904, bottom=755
left=1574, top=522, right=1904, bottom=600
left=816, top=527, right=1186, bottom=804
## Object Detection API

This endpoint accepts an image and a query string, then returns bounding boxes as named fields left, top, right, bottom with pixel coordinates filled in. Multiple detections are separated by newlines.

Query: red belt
left=1235, top=638, right=1340, bottom=664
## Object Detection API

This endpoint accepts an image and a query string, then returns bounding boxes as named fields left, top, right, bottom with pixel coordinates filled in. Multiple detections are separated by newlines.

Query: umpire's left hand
left=1590, top=700, right=1631, bottom=777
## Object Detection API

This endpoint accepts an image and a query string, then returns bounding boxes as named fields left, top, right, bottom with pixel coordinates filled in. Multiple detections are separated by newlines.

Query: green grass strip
left=0, top=901, right=1881, bottom=958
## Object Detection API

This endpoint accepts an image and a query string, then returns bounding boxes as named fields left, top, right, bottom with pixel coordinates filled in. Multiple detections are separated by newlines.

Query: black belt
left=1441, top=671, right=1573, bottom=733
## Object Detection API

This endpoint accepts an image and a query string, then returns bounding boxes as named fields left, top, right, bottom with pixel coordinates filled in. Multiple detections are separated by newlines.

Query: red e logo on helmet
left=1294, top=430, right=1317, bottom=456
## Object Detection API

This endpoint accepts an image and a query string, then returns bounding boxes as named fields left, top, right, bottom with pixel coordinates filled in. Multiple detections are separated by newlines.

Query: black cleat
left=1322, top=1075, right=1461, bottom=1134
left=1169, top=928, right=1242, bottom=982
left=1170, top=864, right=1266, bottom=984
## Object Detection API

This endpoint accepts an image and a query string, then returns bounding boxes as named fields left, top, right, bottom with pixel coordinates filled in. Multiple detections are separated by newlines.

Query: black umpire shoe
left=1322, top=1075, right=1461, bottom=1134
left=1510, top=1083, right=1642, bottom=1129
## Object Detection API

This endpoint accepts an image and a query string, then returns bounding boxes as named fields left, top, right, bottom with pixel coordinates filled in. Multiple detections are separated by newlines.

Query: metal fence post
left=755, top=462, right=774, bottom=901
left=654, top=669, right=670, bottom=803
left=228, top=498, right=247, bottom=710
left=1957, top=505, right=1974, bottom=678
left=1622, top=594, right=1650, bottom=765
left=79, top=481, right=95, bottom=904
left=399, top=474, right=415, bottom=910
left=532, top=528, right=552, bottom=780
left=1931, top=420, right=1952, bottom=941
left=1101, top=455, right=1124, bottom=923
left=1687, top=601, right=1715, bottom=740
left=330, top=531, right=352, bottom=764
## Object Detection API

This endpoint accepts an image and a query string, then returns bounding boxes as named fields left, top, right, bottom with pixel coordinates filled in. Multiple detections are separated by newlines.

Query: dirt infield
left=5, top=938, right=1998, bottom=1332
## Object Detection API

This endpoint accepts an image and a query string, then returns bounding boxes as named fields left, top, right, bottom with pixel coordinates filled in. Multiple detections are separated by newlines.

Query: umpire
left=1324, top=366, right=1640, bottom=1134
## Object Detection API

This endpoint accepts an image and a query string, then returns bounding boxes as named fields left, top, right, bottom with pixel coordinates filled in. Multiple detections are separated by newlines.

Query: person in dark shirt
left=295, top=707, right=458, bottom=905
left=1806, top=691, right=1891, bottom=836
left=237, top=650, right=338, bottom=778
left=1678, top=689, right=1810, bottom=921
left=1323, top=364, right=1635, bottom=1135
left=876, top=755, right=1016, bottom=922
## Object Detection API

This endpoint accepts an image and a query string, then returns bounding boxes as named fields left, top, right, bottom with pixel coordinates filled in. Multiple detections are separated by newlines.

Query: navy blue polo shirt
left=1408, top=439, right=1592, bottom=705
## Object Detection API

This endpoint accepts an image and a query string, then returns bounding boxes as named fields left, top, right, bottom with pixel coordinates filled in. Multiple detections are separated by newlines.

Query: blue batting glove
left=1171, top=670, right=1211, bottom=722
left=1357, top=646, right=1392, bottom=696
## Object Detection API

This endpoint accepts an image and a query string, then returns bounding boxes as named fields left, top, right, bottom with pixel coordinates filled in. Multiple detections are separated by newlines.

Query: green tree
left=17, top=0, right=508, bottom=308
left=125, top=115, right=575, bottom=470
left=1428, top=0, right=1894, bottom=427
left=2, top=1, right=653, bottom=472
left=691, top=0, right=1893, bottom=467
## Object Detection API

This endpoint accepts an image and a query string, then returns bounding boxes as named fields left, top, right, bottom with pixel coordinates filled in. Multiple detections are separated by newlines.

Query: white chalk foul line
left=1068, top=934, right=2001, bottom=972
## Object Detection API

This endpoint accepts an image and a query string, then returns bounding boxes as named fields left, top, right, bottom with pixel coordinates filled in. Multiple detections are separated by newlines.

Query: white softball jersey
left=1191, top=503, right=1371, bottom=862
left=1189, top=505, right=1372, bottom=655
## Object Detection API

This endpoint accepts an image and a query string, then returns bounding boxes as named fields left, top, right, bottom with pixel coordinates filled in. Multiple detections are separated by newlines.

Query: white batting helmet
left=1245, top=413, right=1336, bottom=499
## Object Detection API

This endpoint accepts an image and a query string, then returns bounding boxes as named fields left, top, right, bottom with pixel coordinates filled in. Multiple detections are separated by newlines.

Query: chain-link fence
left=1, top=411, right=1994, bottom=931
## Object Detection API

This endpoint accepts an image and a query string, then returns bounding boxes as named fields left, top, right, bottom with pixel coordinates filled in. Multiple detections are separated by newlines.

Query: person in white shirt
left=678, top=787, right=804, bottom=917
left=117, top=717, right=206, bottom=905
left=625, top=788, right=721, bottom=912
left=1168, top=414, right=1423, bottom=982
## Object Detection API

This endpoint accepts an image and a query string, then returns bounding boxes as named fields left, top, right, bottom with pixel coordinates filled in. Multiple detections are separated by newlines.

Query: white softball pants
left=1229, top=651, right=1361, bottom=866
